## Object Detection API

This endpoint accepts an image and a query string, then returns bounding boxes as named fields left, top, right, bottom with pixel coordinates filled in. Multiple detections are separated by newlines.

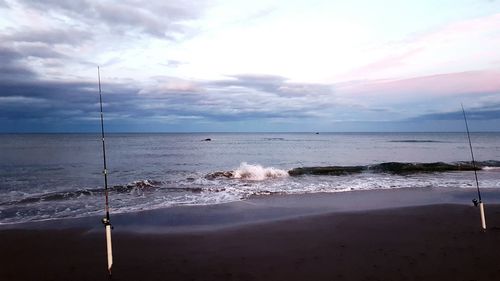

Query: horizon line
left=1, top=131, right=499, bottom=134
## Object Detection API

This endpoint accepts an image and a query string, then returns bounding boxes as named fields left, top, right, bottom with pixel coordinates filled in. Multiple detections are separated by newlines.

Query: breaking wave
left=207, top=161, right=500, bottom=179
left=0, top=179, right=207, bottom=206
left=206, top=162, right=289, bottom=181
left=2, top=160, right=500, bottom=225
left=233, top=162, right=289, bottom=180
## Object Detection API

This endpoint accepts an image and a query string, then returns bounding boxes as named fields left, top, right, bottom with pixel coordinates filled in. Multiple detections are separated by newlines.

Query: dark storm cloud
left=8, top=69, right=498, bottom=132
left=0, top=0, right=212, bottom=131
left=0, top=63, right=139, bottom=111
left=0, top=72, right=193, bottom=130
left=0, top=46, right=23, bottom=64
left=0, top=24, right=92, bottom=83
left=0, top=76, right=149, bottom=133
left=18, top=0, right=206, bottom=38
left=0, top=46, right=36, bottom=80
left=0, top=41, right=66, bottom=85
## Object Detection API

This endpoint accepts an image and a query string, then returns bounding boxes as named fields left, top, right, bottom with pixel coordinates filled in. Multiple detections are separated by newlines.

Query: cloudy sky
left=1, top=0, right=499, bottom=132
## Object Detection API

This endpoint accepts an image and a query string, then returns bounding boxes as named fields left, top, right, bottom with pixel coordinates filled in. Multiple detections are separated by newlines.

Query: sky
left=0, top=0, right=499, bottom=132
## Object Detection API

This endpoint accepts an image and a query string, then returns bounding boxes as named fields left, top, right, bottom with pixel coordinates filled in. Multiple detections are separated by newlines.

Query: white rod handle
left=106, top=224, right=113, bottom=274
left=480, top=202, right=486, bottom=230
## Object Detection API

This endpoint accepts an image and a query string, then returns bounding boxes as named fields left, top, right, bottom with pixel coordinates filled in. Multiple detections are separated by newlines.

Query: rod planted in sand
left=461, top=104, right=486, bottom=230
left=98, top=66, right=114, bottom=275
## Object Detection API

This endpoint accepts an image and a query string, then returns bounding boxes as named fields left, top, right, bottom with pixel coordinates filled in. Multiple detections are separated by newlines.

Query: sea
left=0, top=132, right=499, bottom=225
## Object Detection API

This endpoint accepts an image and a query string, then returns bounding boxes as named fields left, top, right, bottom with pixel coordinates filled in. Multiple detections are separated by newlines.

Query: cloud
left=0, top=46, right=37, bottom=80
left=9, top=43, right=67, bottom=61
left=337, top=70, right=500, bottom=99
left=412, top=108, right=500, bottom=121
left=1, top=68, right=500, bottom=132
left=346, top=48, right=424, bottom=78
left=139, top=77, right=201, bottom=96
left=0, top=78, right=163, bottom=132
left=200, top=75, right=341, bottom=119
left=18, top=0, right=206, bottom=39
left=164, top=59, right=184, bottom=68
left=212, top=74, right=334, bottom=98
left=130, top=74, right=341, bottom=123
left=3, top=29, right=93, bottom=46
left=0, top=0, right=210, bottom=99
left=0, top=96, right=47, bottom=105
left=0, top=71, right=338, bottom=132
left=339, top=13, right=500, bottom=81
left=1, top=2, right=499, bottom=132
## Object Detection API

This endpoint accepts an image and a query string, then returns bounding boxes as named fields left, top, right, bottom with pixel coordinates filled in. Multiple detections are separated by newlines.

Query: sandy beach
left=2, top=189, right=500, bottom=281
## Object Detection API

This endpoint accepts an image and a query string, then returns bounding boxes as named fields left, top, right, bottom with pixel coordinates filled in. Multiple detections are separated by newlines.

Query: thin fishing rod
left=99, top=66, right=111, bottom=221
left=461, top=104, right=481, bottom=202
left=98, top=66, right=114, bottom=276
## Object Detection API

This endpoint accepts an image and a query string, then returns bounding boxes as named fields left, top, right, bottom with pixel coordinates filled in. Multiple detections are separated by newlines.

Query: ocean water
left=0, top=132, right=499, bottom=224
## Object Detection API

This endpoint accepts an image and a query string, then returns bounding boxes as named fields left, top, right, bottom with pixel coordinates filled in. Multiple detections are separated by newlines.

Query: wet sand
left=2, top=202, right=500, bottom=281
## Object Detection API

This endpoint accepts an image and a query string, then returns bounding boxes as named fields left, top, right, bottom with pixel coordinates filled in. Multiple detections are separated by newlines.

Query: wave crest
left=233, top=162, right=289, bottom=181
left=205, top=162, right=288, bottom=181
left=0, top=179, right=164, bottom=207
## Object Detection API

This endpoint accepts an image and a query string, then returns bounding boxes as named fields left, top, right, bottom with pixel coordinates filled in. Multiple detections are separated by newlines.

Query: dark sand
left=2, top=202, right=500, bottom=281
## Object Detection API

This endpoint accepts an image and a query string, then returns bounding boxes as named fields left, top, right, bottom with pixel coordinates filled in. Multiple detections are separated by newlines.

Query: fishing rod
left=461, top=104, right=486, bottom=230
left=98, top=66, right=114, bottom=275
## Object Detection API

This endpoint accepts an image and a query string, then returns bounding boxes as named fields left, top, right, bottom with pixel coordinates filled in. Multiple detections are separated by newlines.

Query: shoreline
left=2, top=187, right=499, bottom=232
left=2, top=202, right=500, bottom=280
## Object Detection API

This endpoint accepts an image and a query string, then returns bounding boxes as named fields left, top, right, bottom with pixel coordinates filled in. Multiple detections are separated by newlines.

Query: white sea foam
left=483, top=166, right=500, bottom=171
left=232, top=162, right=289, bottom=181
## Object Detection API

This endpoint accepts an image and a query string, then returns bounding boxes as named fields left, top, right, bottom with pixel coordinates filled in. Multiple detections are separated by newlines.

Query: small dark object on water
left=315, top=132, right=319, bottom=134
left=203, top=138, right=212, bottom=141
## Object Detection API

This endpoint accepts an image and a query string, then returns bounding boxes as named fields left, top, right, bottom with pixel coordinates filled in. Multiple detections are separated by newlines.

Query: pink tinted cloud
left=338, top=70, right=500, bottom=98
left=396, top=12, right=500, bottom=48
left=138, top=77, right=201, bottom=96
left=433, top=12, right=500, bottom=37
left=346, top=48, right=424, bottom=78
left=344, top=13, right=500, bottom=81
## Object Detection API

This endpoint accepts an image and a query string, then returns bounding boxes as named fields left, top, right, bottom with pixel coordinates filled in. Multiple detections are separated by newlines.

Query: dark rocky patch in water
left=389, top=140, right=443, bottom=143
left=205, top=171, right=234, bottom=179
left=288, top=166, right=364, bottom=176
left=368, top=162, right=477, bottom=174
left=287, top=161, right=492, bottom=176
